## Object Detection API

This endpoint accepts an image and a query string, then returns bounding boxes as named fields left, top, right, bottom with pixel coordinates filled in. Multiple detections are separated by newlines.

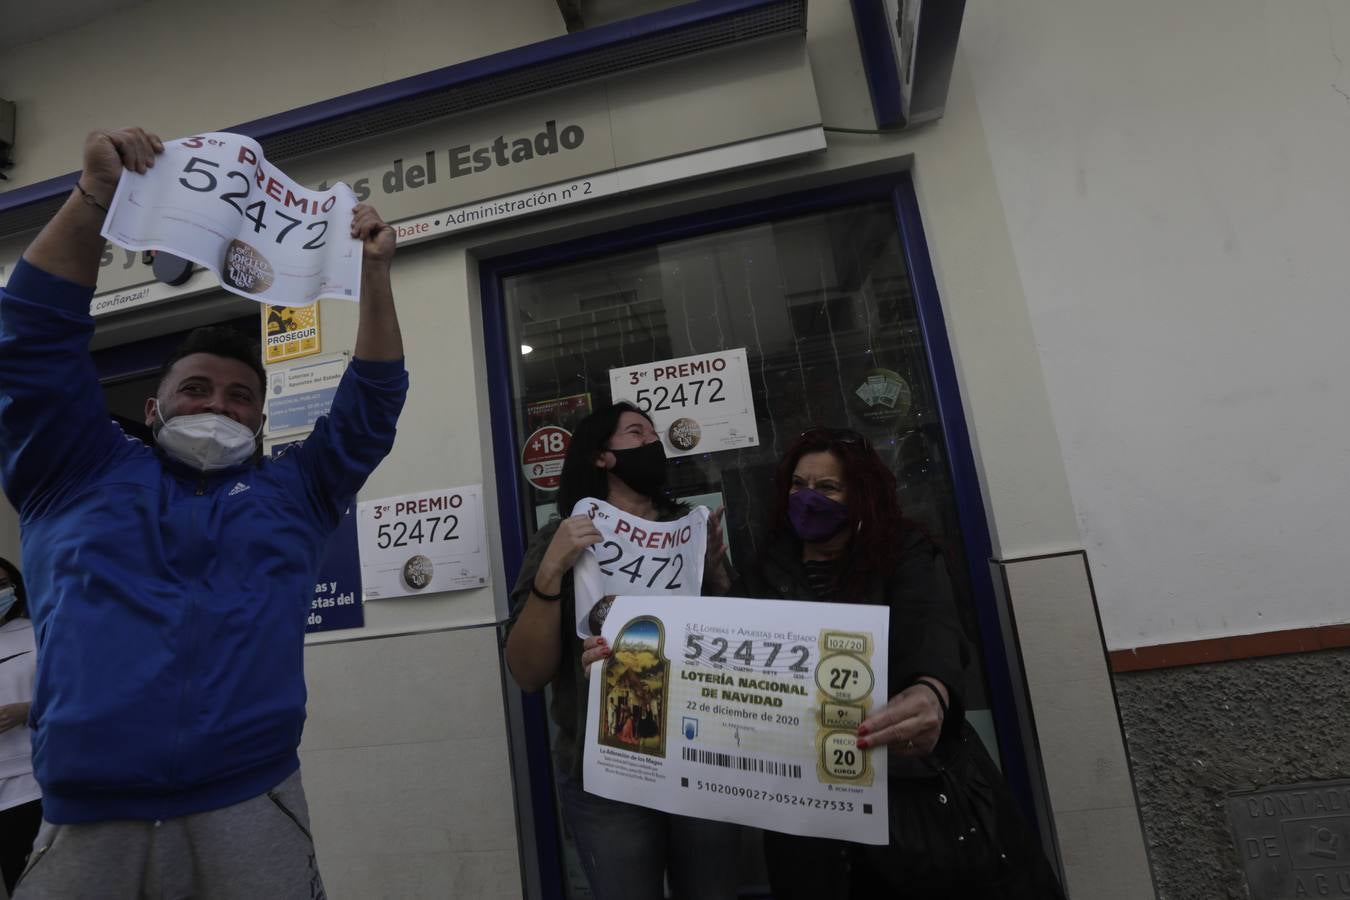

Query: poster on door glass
left=608, top=349, right=759, bottom=457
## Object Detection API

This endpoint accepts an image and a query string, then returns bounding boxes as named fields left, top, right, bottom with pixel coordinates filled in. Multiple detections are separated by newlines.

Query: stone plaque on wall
left=1229, top=780, right=1350, bottom=898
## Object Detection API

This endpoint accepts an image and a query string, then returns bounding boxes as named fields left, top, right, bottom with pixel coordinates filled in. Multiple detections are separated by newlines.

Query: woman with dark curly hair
left=0, top=555, right=40, bottom=893
left=738, top=427, right=1064, bottom=899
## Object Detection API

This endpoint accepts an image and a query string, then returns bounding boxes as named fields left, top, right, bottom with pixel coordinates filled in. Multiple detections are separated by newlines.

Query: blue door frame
left=480, top=171, right=1039, bottom=897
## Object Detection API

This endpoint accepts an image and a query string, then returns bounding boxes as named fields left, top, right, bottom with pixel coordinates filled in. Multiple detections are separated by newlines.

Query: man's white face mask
left=154, top=406, right=261, bottom=472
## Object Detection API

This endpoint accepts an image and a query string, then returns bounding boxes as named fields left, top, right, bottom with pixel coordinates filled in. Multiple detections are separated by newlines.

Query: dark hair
left=555, top=402, right=677, bottom=518
left=158, top=326, right=266, bottom=398
left=0, top=556, right=28, bottom=621
left=769, top=428, right=910, bottom=590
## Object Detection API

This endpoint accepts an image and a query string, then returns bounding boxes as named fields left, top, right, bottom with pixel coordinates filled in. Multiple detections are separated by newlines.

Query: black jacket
left=739, top=530, right=1065, bottom=900
left=734, top=527, right=971, bottom=747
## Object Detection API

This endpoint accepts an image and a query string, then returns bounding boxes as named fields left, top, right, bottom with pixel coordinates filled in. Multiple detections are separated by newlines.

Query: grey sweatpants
left=13, top=770, right=325, bottom=900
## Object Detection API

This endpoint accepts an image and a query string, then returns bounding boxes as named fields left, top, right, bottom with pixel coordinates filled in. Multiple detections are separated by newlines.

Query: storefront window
left=499, top=199, right=997, bottom=896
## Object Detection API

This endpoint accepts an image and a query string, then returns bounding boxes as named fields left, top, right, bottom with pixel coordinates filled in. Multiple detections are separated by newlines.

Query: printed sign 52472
left=357, top=486, right=489, bottom=600
left=609, top=349, right=760, bottom=457
left=370, top=494, right=462, bottom=550
left=102, top=132, right=362, bottom=308
left=177, top=139, right=338, bottom=253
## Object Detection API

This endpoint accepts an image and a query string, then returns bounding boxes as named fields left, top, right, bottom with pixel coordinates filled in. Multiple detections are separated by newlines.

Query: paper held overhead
left=101, top=132, right=362, bottom=307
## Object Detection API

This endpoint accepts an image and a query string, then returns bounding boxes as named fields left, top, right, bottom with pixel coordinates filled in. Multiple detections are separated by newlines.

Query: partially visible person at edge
left=504, top=402, right=738, bottom=900
left=0, top=128, right=407, bottom=898
left=0, top=557, right=40, bottom=894
left=736, top=427, right=1066, bottom=899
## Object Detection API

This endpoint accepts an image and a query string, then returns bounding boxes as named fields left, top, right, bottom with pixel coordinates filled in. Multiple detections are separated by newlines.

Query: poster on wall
left=263, top=302, right=321, bottom=364
left=851, top=368, right=912, bottom=426
left=308, top=504, right=364, bottom=633
left=357, top=485, right=490, bottom=600
left=609, top=349, right=759, bottom=457
left=521, top=393, right=592, bottom=492
left=527, top=393, right=592, bottom=432
left=522, top=425, right=570, bottom=492
left=271, top=442, right=364, bottom=635
left=101, top=132, right=362, bottom=307
left=264, top=353, right=347, bottom=438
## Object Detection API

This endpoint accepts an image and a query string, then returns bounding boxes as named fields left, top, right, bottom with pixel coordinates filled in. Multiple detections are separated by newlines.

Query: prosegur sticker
left=263, top=302, right=321, bottom=364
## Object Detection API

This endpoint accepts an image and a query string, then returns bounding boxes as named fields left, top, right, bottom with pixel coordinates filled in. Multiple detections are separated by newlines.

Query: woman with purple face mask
left=736, top=428, right=1065, bottom=900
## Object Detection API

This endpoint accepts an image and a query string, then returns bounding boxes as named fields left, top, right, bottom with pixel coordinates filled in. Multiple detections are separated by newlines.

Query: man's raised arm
left=0, top=128, right=161, bottom=516
left=23, top=128, right=162, bottom=287
left=288, top=204, right=408, bottom=522
left=350, top=204, right=403, bottom=362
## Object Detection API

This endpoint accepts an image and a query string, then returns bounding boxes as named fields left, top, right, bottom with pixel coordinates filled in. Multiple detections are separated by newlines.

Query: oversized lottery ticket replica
left=102, top=132, right=361, bottom=307
left=584, top=594, right=889, bottom=844
left=570, top=498, right=709, bottom=637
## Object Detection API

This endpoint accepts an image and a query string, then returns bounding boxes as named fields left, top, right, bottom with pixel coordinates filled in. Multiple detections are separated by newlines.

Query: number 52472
left=178, top=155, right=332, bottom=250
left=375, top=514, right=460, bottom=549
left=684, top=635, right=810, bottom=672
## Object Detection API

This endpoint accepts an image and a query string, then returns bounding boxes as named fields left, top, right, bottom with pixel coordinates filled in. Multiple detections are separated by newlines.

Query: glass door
left=484, top=177, right=1023, bottom=899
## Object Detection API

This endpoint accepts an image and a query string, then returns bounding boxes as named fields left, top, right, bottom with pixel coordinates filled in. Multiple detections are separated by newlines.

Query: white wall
left=0, top=0, right=565, bottom=186
left=0, top=3, right=567, bottom=897
left=300, top=627, right=520, bottom=897
left=0, top=497, right=19, bottom=569
left=802, top=1, right=1084, bottom=561
left=294, top=240, right=505, bottom=637
left=0, top=0, right=1156, bottom=891
left=962, top=0, right=1350, bottom=648
left=0, top=0, right=1090, bottom=600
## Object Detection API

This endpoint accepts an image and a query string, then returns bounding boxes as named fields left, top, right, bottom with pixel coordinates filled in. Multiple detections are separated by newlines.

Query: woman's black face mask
left=608, top=440, right=667, bottom=497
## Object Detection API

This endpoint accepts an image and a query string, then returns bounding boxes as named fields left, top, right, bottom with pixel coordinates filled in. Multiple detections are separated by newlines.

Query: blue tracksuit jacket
left=0, top=259, right=407, bottom=823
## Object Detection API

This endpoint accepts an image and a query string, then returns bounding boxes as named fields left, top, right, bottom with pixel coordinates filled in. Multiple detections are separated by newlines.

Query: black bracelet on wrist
left=912, top=677, right=949, bottom=719
left=74, top=180, right=110, bottom=214
left=531, top=580, right=563, bottom=602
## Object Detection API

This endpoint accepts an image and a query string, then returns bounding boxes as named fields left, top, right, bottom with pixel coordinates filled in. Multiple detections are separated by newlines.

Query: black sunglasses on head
left=799, top=427, right=870, bottom=448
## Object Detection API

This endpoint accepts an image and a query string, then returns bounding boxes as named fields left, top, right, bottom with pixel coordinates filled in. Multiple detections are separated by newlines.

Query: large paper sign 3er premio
left=571, top=498, right=708, bottom=637
left=102, top=132, right=361, bottom=307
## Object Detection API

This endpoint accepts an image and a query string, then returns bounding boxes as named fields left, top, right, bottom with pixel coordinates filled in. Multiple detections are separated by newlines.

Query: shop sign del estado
left=0, top=38, right=825, bottom=312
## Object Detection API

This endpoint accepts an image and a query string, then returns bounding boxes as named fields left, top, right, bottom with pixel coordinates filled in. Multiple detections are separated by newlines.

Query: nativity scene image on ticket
left=598, top=616, right=670, bottom=758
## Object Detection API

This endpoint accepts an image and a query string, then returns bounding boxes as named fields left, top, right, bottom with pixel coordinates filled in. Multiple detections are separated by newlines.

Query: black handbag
left=860, top=721, right=1067, bottom=899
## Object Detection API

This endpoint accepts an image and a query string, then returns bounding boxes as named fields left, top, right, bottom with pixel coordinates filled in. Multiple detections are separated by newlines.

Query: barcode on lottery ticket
left=681, top=746, right=802, bottom=779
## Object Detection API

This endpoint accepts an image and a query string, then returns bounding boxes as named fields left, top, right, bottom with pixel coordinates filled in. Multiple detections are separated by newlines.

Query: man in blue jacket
left=0, top=127, right=408, bottom=898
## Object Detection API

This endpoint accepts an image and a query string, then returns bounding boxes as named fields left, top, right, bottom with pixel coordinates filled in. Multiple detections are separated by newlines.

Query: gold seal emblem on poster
left=668, top=417, right=702, bottom=451
left=222, top=239, right=275, bottom=294
left=401, top=554, right=434, bottom=590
